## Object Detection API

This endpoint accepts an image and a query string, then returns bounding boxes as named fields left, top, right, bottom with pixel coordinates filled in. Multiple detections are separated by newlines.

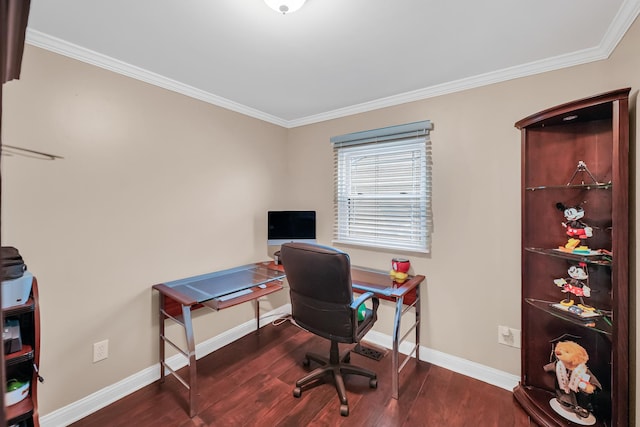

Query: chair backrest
left=280, top=242, right=356, bottom=343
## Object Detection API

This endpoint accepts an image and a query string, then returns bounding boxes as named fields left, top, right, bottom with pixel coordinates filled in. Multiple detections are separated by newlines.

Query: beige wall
left=1, top=47, right=292, bottom=413
left=1, top=15, right=638, bottom=424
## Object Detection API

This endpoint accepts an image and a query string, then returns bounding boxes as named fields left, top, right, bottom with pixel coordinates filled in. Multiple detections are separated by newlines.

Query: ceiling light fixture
left=264, top=0, right=306, bottom=15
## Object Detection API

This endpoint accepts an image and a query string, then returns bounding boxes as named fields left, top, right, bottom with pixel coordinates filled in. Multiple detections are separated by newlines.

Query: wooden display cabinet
left=3, top=276, right=41, bottom=427
left=513, top=89, right=630, bottom=426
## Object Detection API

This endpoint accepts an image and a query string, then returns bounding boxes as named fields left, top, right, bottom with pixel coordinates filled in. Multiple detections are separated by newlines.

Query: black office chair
left=280, top=242, right=379, bottom=416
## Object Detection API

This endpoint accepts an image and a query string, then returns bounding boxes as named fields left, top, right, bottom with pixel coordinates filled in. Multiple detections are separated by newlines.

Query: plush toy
left=544, top=340, right=601, bottom=424
left=556, top=202, right=593, bottom=251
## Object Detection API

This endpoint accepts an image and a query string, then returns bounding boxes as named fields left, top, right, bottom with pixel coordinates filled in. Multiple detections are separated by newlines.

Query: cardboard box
left=1, top=271, right=33, bottom=309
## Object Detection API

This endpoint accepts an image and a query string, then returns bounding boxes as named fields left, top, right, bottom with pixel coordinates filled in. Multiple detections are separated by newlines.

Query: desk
left=153, top=262, right=424, bottom=416
left=152, top=264, right=286, bottom=417
left=350, top=266, right=424, bottom=400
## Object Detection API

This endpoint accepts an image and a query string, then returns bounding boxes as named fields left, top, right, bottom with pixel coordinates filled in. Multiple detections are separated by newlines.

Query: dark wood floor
left=71, top=322, right=533, bottom=426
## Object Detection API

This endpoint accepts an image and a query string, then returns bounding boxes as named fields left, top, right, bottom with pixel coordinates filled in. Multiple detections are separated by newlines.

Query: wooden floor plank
left=71, top=322, right=531, bottom=426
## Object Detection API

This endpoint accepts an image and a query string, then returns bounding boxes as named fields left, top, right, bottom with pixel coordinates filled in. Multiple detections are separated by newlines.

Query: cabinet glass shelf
left=525, top=247, right=611, bottom=266
left=525, top=182, right=611, bottom=191
left=525, top=298, right=612, bottom=336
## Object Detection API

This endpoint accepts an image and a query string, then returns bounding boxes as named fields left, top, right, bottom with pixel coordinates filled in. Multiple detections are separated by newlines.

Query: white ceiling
left=26, top=0, right=640, bottom=128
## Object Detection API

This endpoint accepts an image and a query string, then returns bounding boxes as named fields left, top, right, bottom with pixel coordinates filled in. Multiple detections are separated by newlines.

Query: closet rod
left=1, top=144, right=64, bottom=160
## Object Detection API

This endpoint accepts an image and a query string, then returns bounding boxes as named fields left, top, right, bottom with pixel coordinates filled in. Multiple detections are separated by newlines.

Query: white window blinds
left=331, top=121, right=433, bottom=253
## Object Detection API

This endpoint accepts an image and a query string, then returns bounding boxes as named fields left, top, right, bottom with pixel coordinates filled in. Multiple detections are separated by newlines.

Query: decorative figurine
left=544, top=340, right=601, bottom=425
left=389, top=257, right=410, bottom=284
left=552, top=263, right=601, bottom=321
left=556, top=202, right=593, bottom=252
left=554, top=263, right=592, bottom=309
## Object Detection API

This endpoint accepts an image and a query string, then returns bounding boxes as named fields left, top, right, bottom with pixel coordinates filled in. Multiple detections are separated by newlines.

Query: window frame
left=331, top=121, right=433, bottom=253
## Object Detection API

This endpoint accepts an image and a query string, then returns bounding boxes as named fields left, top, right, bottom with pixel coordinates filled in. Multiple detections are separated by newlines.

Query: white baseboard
left=363, top=330, right=520, bottom=391
left=40, top=306, right=293, bottom=427
left=41, top=305, right=518, bottom=426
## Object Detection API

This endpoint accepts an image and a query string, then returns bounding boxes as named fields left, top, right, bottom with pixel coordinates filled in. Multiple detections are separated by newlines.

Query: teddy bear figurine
left=544, top=340, right=601, bottom=424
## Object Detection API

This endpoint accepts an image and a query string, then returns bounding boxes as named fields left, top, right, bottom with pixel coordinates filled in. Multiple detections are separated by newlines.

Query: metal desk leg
left=255, top=299, right=260, bottom=332
left=157, top=298, right=198, bottom=417
left=415, top=284, right=421, bottom=361
left=182, top=304, right=197, bottom=418
left=392, top=296, right=404, bottom=400
left=391, top=286, right=422, bottom=400
left=158, top=297, right=166, bottom=384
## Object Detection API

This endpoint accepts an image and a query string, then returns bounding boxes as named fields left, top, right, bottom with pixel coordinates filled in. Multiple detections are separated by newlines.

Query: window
left=331, top=121, right=433, bottom=253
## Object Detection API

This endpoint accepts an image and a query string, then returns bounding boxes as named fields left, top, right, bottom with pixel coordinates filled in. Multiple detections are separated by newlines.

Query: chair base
left=293, top=340, right=377, bottom=416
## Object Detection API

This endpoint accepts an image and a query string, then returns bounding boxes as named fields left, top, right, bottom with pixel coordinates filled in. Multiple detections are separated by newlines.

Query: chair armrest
left=351, top=292, right=380, bottom=314
left=351, top=291, right=375, bottom=309
left=351, top=292, right=380, bottom=341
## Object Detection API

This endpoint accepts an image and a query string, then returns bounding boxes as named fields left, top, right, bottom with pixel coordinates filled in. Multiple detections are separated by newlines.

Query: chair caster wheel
left=293, top=387, right=302, bottom=398
left=340, top=404, right=349, bottom=416
left=302, top=358, right=310, bottom=367
left=369, top=378, right=378, bottom=388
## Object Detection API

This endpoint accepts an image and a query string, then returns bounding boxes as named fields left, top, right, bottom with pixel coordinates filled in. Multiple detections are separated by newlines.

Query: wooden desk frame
left=153, top=263, right=425, bottom=417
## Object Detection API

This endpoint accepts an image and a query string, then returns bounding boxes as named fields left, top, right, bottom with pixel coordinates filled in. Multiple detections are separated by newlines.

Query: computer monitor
left=267, top=211, right=317, bottom=246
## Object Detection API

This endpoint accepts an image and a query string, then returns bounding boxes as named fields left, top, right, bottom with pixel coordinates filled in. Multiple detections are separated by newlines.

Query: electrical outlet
left=93, top=339, right=109, bottom=362
left=498, top=326, right=521, bottom=348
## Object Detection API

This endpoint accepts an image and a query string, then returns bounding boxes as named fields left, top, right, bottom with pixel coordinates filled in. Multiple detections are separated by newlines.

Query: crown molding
left=289, top=0, right=640, bottom=127
left=25, top=0, right=640, bottom=129
left=287, top=46, right=606, bottom=127
left=25, top=29, right=289, bottom=128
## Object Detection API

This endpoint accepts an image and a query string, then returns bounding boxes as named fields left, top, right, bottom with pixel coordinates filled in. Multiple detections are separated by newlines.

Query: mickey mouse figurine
left=553, top=263, right=593, bottom=311
left=556, top=203, right=593, bottom=250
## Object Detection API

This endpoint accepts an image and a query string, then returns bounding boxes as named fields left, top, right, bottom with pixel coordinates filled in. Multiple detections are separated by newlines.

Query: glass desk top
left=162, top=264, right=286, bottom=304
